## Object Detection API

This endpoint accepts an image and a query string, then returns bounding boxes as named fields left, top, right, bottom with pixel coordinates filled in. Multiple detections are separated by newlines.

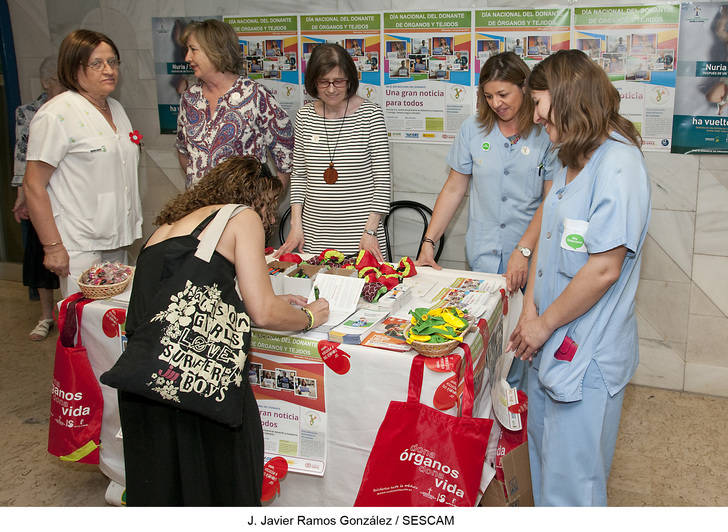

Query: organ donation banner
left=225, top=15, right=302, bottom=121
left=300, top=13, right=382, bottom=106
left=575, top=5, right=680, bottom=152
left=383, top=11, right=473, bottom=143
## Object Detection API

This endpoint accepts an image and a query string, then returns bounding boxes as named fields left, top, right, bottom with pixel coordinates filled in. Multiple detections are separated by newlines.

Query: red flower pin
left=129, top=130, right=143, bottom=145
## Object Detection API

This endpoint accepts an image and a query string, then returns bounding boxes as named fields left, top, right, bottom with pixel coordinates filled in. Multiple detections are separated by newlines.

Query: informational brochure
left=361, top=316, right=412, bottom=352
left=225, top=15, right=302, bottom=120
left=474, top=8, right=571, bottom=73
left=449, top=277, right=503, bottom=293
left=300, top=13, right=382, bottom=105
left=328, top=309, right=389, bottom=344
left=151, top=16, right=219, bottom=134
left=430, top=286, right=493, bottom=319
left=307, top=273, right=366, bottom=331
left=574, top=5, right=680, bottom=152
left=250, top=331, right=327, bottom=475
left=476, top=304, right=522, bottom=431
left=382, top=10, right=473, bottom=142
left=671, top=2, right=728, bottom=154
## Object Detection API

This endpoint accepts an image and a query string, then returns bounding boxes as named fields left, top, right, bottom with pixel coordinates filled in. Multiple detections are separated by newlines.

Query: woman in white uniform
left=25, top=30, right=142, bottom=297
left=507, top=49, right=651, bottom=506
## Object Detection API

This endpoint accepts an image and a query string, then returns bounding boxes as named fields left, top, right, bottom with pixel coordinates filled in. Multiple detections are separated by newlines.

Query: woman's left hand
left=507, top=314, right=552, bottom=362
left=505, top=249, right=528, bottom=294
left=278, top=294, right=308, bottom=306
left=360, top=232, right=385, bottom=262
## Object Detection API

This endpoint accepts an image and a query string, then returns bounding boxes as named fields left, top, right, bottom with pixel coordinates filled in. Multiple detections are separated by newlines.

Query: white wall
left=8, top=0, right=728, bottom=396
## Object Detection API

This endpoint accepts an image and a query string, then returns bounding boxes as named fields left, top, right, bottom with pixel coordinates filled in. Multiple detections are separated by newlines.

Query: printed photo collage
left=386, top=36, right=469, bottom=81
left=248, top=362, right=318, bottom=399
left=302, top=40, right=378, bottom=80
left=577, top=33, right=674, bottom=81
left=244, top=39, right=296, bottom=79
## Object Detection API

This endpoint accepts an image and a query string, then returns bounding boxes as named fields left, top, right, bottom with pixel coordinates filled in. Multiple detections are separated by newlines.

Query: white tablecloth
left=74, top=267, right=523, bottom=505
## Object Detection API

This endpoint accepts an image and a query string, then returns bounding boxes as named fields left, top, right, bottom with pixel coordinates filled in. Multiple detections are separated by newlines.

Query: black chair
left=278, top=206, right=291, bottom=246
left=383, top=200, right=444, bottom=263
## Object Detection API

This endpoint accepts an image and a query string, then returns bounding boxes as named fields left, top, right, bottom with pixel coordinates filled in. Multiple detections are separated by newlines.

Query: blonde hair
left=527, top=49, right=641, bottom=169
left=476, top=52, right=534, bottom=137
left=181, top=20, right=244, bottom=75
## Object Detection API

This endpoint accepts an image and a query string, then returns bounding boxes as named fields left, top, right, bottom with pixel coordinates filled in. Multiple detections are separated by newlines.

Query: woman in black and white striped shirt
left=275, top=44, right=391, bottom=260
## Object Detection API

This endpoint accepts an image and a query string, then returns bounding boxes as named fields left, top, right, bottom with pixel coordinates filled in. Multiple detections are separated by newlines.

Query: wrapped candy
left=397, top=257, right=417, bottom=278
left=80, top=262, right=133, bottom=286
left=361, top=282, right=387, bottom=303
left=278, top=253, right=303, bottom=264
left=355, top=249, right=379, bottom=271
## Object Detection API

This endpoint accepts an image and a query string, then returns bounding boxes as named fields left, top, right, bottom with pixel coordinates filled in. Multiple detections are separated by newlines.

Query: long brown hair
left=476, top=52, right=534, bottom=137
left=527, top=49, right=641, bottom=169
left=155, top=156, right=282, bottom=233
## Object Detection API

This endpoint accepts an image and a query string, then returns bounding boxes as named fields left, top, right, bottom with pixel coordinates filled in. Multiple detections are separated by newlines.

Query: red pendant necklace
left=322, top=98, right=349, bottom=184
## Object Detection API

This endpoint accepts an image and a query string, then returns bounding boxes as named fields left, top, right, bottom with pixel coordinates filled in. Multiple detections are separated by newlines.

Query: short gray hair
left=39, top=56, right=57, bottom=82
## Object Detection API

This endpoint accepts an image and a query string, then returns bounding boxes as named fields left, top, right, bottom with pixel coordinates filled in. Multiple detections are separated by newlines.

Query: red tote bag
left=354, top=346, right=493, bottom=507
left=47, top=293, right=103, bottom=464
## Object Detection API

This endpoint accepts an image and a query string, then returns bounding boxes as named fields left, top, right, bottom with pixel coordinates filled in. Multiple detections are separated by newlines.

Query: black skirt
left=118, top=386, right=264, bottom=506
left=22, top=220, right=59, bottom=290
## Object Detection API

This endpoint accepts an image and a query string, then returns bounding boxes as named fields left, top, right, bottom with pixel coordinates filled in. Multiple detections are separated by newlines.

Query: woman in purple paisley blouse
left=176, top=20, right=293, bottom=190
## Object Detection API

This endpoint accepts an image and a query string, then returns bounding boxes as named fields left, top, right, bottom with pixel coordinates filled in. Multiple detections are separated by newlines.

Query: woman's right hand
left=415, top=242, right=442, bottom=270
left=305, top=298, right=329, bottom=329
left=43, top=245, right=70, bottom=277
left=274, top=225, right=305, bottom=257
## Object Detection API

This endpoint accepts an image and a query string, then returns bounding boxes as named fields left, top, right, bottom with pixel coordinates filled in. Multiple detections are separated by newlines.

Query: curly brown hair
left=154, top=156, right=282, bottom=232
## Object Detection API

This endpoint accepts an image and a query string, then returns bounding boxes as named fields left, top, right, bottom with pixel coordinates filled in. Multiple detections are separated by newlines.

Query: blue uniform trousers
left=527, top=359, right=624, bottom=506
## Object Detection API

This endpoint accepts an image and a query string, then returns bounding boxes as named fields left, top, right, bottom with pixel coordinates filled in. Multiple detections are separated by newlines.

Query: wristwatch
left=364, top=229, right=377, bottom=236
left=516, top=245, right=532, bottom=258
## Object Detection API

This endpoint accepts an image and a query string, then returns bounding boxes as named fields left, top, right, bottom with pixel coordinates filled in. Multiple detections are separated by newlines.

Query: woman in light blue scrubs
left=507, top=50, right=651, bottom=506
left=416, top=52, right=559, bottom=389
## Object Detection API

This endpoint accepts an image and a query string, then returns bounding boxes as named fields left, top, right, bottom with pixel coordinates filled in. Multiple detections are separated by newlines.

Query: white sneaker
left=105, top=479, right=127, bottom=506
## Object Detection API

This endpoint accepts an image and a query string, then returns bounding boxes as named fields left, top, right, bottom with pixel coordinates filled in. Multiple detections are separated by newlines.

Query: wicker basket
left=404, top=325, right=460, bottom=358
left=77, top=267, right=134, bottom=300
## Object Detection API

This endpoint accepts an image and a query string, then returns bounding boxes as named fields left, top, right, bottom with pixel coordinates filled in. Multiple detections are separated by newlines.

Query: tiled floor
left=1, top=277, right=727, bottom=506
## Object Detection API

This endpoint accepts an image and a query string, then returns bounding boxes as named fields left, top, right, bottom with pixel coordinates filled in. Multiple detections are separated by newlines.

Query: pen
left=538, top=162, right=545, bottom=176
left=314, top=286, right=320, bottom=300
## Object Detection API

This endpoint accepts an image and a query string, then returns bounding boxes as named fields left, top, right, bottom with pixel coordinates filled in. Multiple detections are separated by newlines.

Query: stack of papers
left=328, top=309, right=389, bottom=344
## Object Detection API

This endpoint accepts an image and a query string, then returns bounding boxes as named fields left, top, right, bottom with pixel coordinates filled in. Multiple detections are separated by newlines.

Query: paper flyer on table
left=449, top=277, right=502, bottom=293
left=430, top=286, right=492, bottom=319
left=307, top=273, right=365, bottom=331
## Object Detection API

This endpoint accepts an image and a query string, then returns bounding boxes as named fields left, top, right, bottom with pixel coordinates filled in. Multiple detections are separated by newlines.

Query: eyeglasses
left=316, top=78, right=347, bottom=89
left=85, top=58, right=121, bottom=71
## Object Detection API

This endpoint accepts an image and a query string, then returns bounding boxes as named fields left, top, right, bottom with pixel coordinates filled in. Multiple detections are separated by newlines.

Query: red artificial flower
left=129, top=130, right=143, bottom=145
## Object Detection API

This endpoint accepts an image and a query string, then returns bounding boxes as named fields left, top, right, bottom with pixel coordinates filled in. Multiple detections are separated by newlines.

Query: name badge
left=561, top=218, right=589, bottom=253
